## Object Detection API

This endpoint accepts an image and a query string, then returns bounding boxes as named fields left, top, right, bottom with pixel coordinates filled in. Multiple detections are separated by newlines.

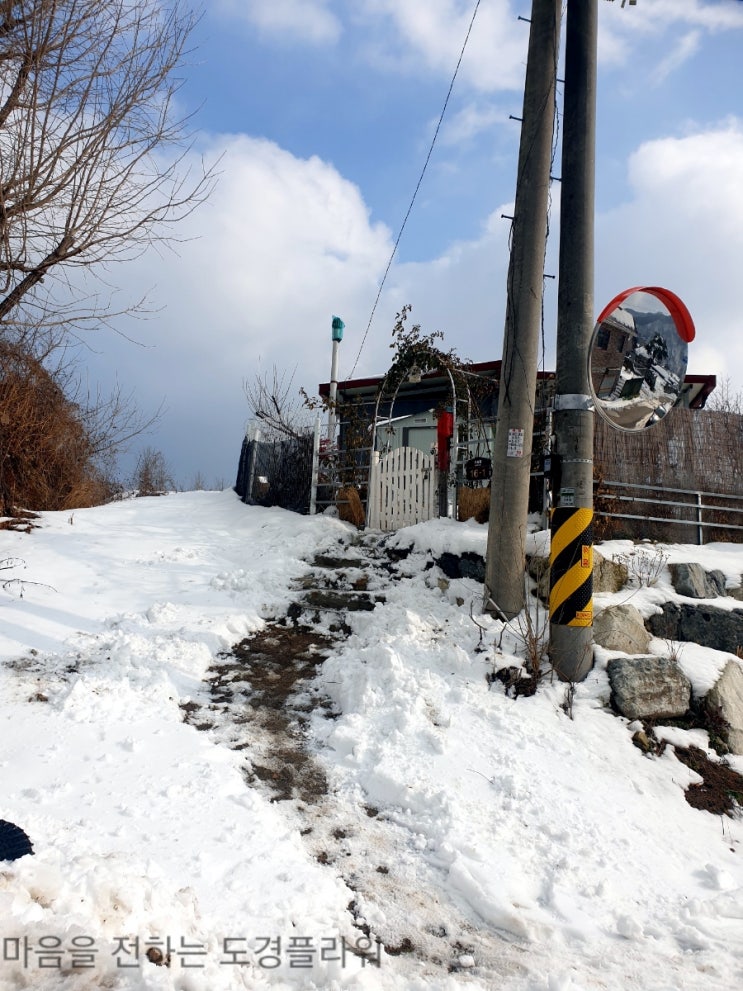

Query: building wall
left=375, top=410, right=437, bottom=454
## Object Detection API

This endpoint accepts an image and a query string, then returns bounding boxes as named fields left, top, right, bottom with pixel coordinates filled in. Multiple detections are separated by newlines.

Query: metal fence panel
left=235, top=433, right=315, bottom=514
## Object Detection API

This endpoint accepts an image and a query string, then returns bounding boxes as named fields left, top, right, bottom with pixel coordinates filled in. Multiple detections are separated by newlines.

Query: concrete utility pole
left=548, top=0, right=598, bottom=681
left=484, top=0, right=561, bottom=619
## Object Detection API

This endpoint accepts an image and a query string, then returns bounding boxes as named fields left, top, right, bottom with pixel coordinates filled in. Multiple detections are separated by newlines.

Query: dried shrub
left=133, top=447, right=174, bottom=496
left=0, top=344, right=117, bottom=514
left=336, top=486, right=365, bottom=528
left=458, top=486, right=490, bottom=523
left=611, top=545, right=669, bottom=588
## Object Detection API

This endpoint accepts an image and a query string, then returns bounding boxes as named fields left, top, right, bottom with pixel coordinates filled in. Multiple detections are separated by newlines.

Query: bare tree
left=244, top=366, right=313, bottom=440
left=706, top=377, right=743, bottom=415
left=0, top=0, right=214, bottom=337
left=132, top=446, right=174, bottom=496
left=77, top=375, right=163, bottom=478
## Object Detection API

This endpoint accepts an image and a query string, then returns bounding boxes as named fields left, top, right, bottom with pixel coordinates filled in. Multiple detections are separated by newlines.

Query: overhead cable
left=345, top=0, right=483, bottom=381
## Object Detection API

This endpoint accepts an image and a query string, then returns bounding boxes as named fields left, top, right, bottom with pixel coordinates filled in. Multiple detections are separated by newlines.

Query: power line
left=345, top=0, right=483, bottom=381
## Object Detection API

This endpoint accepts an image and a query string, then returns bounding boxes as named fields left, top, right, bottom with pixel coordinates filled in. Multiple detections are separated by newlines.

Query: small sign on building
left=465, top=457, right=492, bottom=481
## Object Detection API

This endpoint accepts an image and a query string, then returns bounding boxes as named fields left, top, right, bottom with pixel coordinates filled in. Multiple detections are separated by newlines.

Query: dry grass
left=0, top=344, right=117, bottom=514
left=336, top=486, right=366, bottom=528
left=457, top=485, right=490, bottom=523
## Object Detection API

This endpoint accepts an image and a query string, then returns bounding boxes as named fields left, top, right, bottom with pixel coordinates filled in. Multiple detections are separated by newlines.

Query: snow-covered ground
left=0, top=490, right=742, bottom=991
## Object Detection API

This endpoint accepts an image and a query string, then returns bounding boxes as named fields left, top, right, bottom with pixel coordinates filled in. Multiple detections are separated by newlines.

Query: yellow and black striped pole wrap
left=549, top=507, right=593, bottom=627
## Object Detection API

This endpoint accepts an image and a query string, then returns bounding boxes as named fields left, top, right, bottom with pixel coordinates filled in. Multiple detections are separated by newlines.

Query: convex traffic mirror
left=588, top=286, right=695, bottom=432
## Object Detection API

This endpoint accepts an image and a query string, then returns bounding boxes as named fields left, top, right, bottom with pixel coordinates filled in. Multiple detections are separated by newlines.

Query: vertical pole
left=328, top=339, right=340, bottom=441
left=696, top=491, right=703, bottom=546
left=447, top=368, right=457, bottom=519
left=309, top=414, right=321, bottom=515
left=542, top=407, right=553, bottom=530
left=548, top=0, right=598, bottom=682
left=366, top=450, right=380, bottom=528
left=327, top=316, right=345, bottom=442
left=484, top=0, right=561, bottom=619
left=246, top=424, right=262, bottom=504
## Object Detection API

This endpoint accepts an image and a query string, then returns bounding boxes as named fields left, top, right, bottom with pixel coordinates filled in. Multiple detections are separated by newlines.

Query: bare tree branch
left=244, top=366, right=313, bottom=441
left=0, top=0, right=216, bottom=333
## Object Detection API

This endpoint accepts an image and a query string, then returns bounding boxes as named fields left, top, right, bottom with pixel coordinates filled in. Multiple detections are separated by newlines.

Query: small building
left=320, top=361, right=714, bottom=480
left=319, top=362, right=719, bottom=528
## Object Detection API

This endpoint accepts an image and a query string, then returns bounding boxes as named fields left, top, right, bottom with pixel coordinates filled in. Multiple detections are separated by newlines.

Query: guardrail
left=594, top=480, right=743, bottom=544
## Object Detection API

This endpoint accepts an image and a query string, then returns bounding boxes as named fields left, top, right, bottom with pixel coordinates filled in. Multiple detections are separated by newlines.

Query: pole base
left=548, top=624, right=594, bottom=682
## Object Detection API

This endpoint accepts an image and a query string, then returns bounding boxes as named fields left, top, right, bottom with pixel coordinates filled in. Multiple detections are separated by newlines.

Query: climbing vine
left=378, top=305, right=495, bottom=450
left=384, top=304, right=474, bottom=404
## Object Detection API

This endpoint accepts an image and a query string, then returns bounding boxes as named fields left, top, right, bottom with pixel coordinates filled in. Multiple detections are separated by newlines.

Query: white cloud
left=600, top=0, right=743, bottom=71
left=82, top=129, right=521, bottom=483
left=215, top=0, right=342, bottom=45
left=645, top=0, right=743, bottom=32
left=650, top=29, right=701, bottom=84
left=596, top=121, right=743, bottom=387
left=364, top=117, right=743, bottom=401
left=356, top=0, right=528, bottom=92
left=83, top=134, right=394, bottom=482
left=440, top=99, right=505, bottom=144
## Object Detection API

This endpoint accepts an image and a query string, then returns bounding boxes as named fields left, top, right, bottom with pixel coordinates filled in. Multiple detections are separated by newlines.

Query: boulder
left=594, top=603, right=652, bottom=655
left=607, top=656, right=691, bottom=721
left=707, top=570, right=728, bottom=597
left=594, top=551, right=629, bottom=593
left=526, top=554, right=550, bottom=601
left=670, top=562, right=725, bottom=599
left=646, top=602, right=743, bottom=654
left=436, top=551, right=486, bottom=583
left=705, top=661, right=743, bottom=755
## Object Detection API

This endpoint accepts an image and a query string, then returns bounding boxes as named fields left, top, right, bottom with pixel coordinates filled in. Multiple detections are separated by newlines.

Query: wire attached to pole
left=345, top=0, right=483, bottom=381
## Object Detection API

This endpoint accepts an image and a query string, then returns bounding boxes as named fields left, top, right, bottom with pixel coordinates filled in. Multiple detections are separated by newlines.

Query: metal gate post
left=245, top=423, right=262, bottom=504
left=309, top=415, right=320, bottom=515
left=696, top=491, right=703, bottom=545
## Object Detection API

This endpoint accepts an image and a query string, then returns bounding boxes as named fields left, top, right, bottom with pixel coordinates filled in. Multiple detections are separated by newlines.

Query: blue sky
left=82, top=0, right=743, bottom=486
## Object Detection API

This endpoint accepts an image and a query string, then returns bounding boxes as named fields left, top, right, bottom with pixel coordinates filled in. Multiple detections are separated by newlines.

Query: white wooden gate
left=367, top=447, right=438, bottom=531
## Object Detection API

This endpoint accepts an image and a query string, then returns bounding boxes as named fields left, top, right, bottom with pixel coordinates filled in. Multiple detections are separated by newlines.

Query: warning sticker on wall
left=507, top=428, right=525, bottom=458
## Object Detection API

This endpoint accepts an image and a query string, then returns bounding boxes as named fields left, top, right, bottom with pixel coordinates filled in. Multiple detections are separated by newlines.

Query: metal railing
left=594, top=480, right=743, bottom=544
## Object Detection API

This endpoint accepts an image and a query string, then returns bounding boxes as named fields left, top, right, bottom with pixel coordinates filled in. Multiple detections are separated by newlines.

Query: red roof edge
left=320, top=366, right=717, bottom=406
